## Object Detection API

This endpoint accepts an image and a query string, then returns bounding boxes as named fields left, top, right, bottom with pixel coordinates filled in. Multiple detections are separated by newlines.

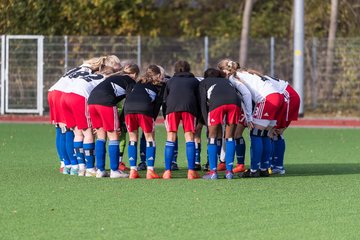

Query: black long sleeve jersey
left=198, top=77, right=241, bottom=124
left=162, top=72, right=200, bottom=117
left=87, top=75, right=136, bottom=106
left=124, top=82, right=164, bottom=119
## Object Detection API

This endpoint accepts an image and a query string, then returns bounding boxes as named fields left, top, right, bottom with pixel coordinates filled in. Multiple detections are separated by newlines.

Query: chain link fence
left=1, top=36, right=359, bottom=116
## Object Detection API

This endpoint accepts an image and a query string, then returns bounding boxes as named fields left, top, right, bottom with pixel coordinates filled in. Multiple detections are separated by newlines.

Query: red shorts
left=61, top=92, right=91, bottom=130
left=253, top=93, right=284, bottom=121
left=285, top=85, right=300, bottom=122
left=48, top=90, right=65, bottom=124
left=208, top=104, right=240, bottom=126
left=89, top=104, right=119, bottom=132
left=238, top=109, right=246, bottom=127
left=276, top=86, right=301, bottom=128
left=125, top=114, right=154, bottom=133
left=165, top=112, right=196, bottom=133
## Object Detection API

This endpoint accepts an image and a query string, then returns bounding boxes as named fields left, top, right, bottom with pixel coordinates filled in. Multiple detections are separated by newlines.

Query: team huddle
left=48, top=55, right=300, bottom=180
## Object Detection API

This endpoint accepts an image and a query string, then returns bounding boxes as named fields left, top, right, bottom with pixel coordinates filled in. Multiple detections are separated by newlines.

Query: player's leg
left=194, top=122, right=203, bottom=171
left=138, top=131, right=147, bottom=170
left=163, top=112, right=180, bottom=178
left=125, top=114, right=140, bottom=179
left=203, top=125, right=219, bottom=179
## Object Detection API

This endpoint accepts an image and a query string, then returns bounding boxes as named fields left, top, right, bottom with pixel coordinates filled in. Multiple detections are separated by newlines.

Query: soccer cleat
left=118, top=162, right=130, bottom=171
left=259, top=169, right=270, bottom=177
left=187, top=170, right=200, bottom=179
left=70, top=166, right=79, bottom=176
left=146, top=169, right=160, bottom=179
left=224, top=171, right=234, bottom=179
left=96, top=169, right=108, bottom=178
left=63, top=166, right=71, bottom=175
left=202, top=163, right=209, bottom=172
left=78, top=168, right=86, bottom=176
left=171, top=162, right=179, bottom=171
left=110, top=170, right=130, bottom=178
left=239, top=169, right=260, bottom=178
left=271, top=168, right=286, bottom=175
left=202, top=171, right=218, bottom=180
left=85, top=168, right=97, bottom=177
left=137, top=161, right=147, bottom=171
left=162, top=170, right=172, bottom=179
left=233, top=164, right=246, bottom=173
left=194, top=163, right=202, bottom=171
left=59, top=167, right=64, bottom=173
left=129, top=169, right=141, bottom=179
left=217, top=162, right=226, bottom=171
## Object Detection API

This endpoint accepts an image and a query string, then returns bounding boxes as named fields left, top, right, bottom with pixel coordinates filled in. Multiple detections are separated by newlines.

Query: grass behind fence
left=0, top=124, right=359, bottom=240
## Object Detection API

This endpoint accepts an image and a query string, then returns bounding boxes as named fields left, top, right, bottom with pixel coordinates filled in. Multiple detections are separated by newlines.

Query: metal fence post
left=270, top=36, right=275, bottom=76
left=204, top=36, right=209, bottom=71
left=311, top=37, right=318, bottom=109
left=137, top=36, right=141, bottom=68
left=64, top=35, right=68, bottom=72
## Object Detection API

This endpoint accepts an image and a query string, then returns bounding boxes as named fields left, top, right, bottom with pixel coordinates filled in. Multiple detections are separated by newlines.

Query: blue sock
left=225, top=138, right=235, bottom=171
left=95, top=139, right=106, bottom=171
left=270, top=139, right=275, bottom=168
left=60, top=131, right=70, bottom=165
left=164, top=141, right=175, bottom=170
left=140, top=134, right=146, bottom=164
left=260, top=136, right=272, bottom=170
left=173, top=137, right=178, bottom=163
left=216, top=139, right=222, bottom=162
left=195, top=142, right=201, bottom=164
left=74, top=141, right=85, bottom=165
left=208, top=138, right=217, bottom=171
left=273, top=135, right=286, bottom=169
left=235, top=137, right=246, bottom=164
left=250, top=133, right=262, bottom=171
left=65, top=130, right=77, bottom=166
left=186, top=141, right=196, bottom=170
left=83, top=143, right=95, bottom=169
left=109, top=140, right=120, bottom=171
left=55, top=126, right=62, bottom=162
left=128, top=141, right=137, bottom=168
left=146, top=142, right=156, bottom=168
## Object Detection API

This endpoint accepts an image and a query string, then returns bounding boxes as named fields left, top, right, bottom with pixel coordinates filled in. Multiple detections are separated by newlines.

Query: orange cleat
left=162, top=170, right=172, bottom=179
left=146, top=169, right=160, bottom=179
left=217, top=162, right=226, bottom=171
left=129, top=169, right=141, bottom=179
left=187, top=170, right=200, bottom=179
left=118, top=162, right=130, bottom=171
left=233, top=164, right=246, bottom=173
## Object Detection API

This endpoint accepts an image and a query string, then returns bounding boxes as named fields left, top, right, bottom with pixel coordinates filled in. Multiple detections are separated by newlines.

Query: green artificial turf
left=0, top=124, right=360, bottom=240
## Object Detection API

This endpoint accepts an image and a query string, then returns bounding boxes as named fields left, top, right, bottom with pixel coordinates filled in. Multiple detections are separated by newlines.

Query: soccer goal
left=1, top=35, right=44, bottom=115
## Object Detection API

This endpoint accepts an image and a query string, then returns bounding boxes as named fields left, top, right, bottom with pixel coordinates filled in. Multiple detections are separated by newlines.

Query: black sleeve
left=198, top=81, right=208, bottom=125
left=153, top=85, right=165, bottom=120
left=162, top=83, right=169, bottom=117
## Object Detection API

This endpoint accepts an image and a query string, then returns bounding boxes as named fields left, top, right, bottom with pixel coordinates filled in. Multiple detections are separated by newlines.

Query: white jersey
left=264, top=75, right=288, bottom=94
left=48, top=66, right=92, bottom=92
left=66, top=73, right=107, bottom=99
left=228, top=78, right=253, bottom=122
left=230, top=71, right=278, bottom=103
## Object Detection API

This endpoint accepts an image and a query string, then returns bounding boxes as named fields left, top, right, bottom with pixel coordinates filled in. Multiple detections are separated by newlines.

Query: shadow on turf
left=284, top=163, right=360, bottom=177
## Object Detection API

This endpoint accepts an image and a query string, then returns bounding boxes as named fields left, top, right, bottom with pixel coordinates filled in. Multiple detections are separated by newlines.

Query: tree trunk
left=239, top=0, right=256, bottom=67
left=325, top=0, right=338, bottom=80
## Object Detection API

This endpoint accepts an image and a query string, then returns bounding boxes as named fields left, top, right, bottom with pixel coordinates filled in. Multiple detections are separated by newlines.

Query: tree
left=239, top=0, right=257, bottom=67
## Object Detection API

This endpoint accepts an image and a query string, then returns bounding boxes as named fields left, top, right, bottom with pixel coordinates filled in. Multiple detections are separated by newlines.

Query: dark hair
left=174, top=60, right=191, bottom=73
left=138, top=65, right=162, bottom=85
left=204, top=68, right=222, bottom=78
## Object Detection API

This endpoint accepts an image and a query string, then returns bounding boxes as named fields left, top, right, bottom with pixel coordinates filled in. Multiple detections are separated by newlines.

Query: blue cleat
left=224, top=171, right=234, bottom=179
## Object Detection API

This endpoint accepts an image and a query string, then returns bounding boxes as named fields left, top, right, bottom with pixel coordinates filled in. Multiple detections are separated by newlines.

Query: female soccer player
left=162, top=60, right=200, bottom=179
left=263, top=75, right=300, bottom=175
left=199, top=68, right=242, bottom=179
left=48, top=56, right=108, bottom=174
left=123, top=65, right=165, bottom=179
left=60, top=55, right=121, bottom=177
left=218, top=59, right=284, bottom=177
left=88, top=63, right=139, bottom=178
